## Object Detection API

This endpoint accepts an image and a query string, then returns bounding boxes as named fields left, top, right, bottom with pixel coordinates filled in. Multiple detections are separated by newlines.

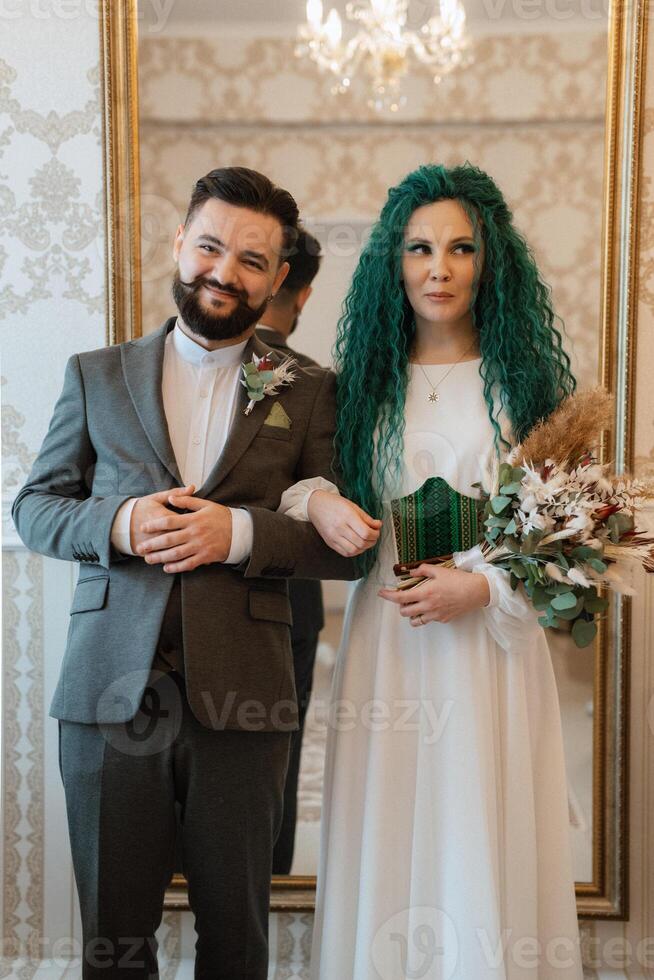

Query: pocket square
left=263, top=402, right=291, bottom=430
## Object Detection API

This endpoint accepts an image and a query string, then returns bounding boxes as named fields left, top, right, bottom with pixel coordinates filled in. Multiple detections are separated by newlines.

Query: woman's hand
left=307, top=490, right=382, bottom=557
left=378, top=563, right=490, bottom=626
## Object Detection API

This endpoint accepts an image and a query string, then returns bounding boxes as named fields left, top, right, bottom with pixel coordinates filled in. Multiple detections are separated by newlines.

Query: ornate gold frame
left=99, top=0, right=648, bottom=917
left=100, top=0, right=142, bottom=346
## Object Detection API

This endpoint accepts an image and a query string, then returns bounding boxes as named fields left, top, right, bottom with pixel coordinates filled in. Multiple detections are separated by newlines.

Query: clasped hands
left=308, top=490, right=490, bottom=625
left=378, top=565, right=490, bottom=626
left=131, top=485, right=232, bottom=573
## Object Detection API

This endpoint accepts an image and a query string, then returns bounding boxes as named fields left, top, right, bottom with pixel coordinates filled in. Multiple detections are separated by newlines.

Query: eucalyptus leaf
left=538, top=612, right=563, bottom=629
left=584, top=595, right=609, bottom=613
left=544, top=582, right=574, bottom=595
left=504, top=518, right=517, bottom=535
left=532, top=587, right=550, bottom=611
left=508, top=559, right=527, bottom=579
left=521, top=532, right=544, bottom=556
left=485, top=516, right=508, bottom=528
left=498, top=463, right=513, bottom=486
left=572, top=618, right=597, bottom=648
left=571, top=545, right=596, bottom=560
left=550, top=592, right=577, bottom=610
left=491, top=495, right=512, bottom=514
left=607, top=514, right=621, bottom=544
left=553, top=597, right=584, bottom=620
left=500, top=482, right=522, bottom=495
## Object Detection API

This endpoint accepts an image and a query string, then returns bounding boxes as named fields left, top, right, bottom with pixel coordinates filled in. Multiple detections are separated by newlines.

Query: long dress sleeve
left=452, top=543, right=545, bottom=653
left=277, top=476, right=340, bottom=521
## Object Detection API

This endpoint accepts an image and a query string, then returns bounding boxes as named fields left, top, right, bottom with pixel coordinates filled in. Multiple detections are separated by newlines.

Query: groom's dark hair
left=184, top=166, right=299, bottom=257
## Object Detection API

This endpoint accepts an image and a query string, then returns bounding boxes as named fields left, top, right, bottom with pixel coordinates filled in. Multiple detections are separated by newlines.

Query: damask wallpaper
left=138, top=30, right=607, bottom=391
left=1, top=9, right=107, bottom=976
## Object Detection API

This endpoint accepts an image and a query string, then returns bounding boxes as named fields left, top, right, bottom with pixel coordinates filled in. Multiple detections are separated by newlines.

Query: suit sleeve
left=241, top=369, right=361, bottom=581
left=11, top=354, right=134, bottom=570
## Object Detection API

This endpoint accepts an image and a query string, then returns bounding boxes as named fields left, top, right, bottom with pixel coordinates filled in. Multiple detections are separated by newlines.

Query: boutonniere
left=241, top=353, right=298, bottom=415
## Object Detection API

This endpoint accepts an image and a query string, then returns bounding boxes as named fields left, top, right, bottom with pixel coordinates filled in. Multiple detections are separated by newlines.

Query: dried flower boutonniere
left=241, top=353, right=298, bottom=415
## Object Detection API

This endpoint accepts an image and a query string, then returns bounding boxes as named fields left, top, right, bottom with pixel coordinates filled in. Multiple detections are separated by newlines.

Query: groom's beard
left=172, top=270, right=269, bottom=343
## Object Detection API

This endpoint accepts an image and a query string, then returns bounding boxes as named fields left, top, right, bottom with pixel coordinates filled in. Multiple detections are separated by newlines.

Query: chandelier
left=296, top=0, right=471, bottom=112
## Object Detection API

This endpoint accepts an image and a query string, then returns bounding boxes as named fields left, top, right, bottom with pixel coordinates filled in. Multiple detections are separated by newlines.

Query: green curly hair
left=334, top=162, right=576, bottom=535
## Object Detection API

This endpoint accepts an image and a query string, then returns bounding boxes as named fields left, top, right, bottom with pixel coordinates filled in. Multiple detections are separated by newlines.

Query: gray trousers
left=58, top=668, right=290, bottom=979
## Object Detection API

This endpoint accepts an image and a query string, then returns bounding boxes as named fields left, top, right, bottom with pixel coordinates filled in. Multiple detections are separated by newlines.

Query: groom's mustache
left=178, top=275, right=249, bottom=304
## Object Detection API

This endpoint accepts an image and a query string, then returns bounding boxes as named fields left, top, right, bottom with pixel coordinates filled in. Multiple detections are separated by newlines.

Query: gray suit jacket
left=12, top=318, right=359, bottom=730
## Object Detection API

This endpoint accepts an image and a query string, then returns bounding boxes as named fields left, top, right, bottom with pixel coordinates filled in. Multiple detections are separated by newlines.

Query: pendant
left=428, top=391, right=440, bottom=403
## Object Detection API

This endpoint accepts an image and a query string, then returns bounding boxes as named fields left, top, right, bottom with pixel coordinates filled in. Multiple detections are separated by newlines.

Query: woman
left=281, top=163, right=584, bottom=979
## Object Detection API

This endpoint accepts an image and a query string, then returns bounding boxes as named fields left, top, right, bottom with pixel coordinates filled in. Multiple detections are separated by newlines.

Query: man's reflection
left=256, top=228, right=325, bottom=874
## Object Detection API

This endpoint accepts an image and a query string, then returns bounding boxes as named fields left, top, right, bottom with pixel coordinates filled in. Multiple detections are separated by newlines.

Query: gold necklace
left=414, top=338, right=478, bottom=404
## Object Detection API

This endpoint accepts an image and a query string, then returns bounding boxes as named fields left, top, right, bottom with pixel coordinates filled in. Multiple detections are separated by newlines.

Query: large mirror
left=100, top=0, right=646, bottom=917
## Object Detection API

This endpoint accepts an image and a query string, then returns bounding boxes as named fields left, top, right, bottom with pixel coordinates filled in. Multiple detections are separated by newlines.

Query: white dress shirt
left=111, top=321, right=254, bottom=562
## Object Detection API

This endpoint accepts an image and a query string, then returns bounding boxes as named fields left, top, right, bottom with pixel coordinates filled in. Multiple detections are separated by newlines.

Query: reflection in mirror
left=136, top=0, right=607, bottom=898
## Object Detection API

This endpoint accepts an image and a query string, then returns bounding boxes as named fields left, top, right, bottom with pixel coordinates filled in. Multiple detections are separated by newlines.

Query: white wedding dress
left=281, top=359, right=584, bottom=980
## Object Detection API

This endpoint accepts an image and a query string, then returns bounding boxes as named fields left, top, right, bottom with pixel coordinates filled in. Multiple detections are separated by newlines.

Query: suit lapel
left=256, top=326, right=290, bottom=352
left=121, top=318, right=183, bottom=485
left=198, top=334, right=287, bottom=497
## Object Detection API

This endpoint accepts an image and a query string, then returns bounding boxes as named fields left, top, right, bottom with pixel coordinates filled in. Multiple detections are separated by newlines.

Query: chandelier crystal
left=296, top=0, right=471, bottom=112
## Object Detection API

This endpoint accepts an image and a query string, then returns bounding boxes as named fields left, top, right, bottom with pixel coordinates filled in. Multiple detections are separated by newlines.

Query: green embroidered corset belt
left=391, top=477, right=483, bottom=565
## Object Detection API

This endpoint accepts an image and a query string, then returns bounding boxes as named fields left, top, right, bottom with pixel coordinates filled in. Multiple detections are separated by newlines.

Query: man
left=12, top=167, right=378, bottom=979
left=256, top=229, right=326, bottom=875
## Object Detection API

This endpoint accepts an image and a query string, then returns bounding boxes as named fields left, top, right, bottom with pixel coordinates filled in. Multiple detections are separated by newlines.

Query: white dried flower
left=568, top=566, right=591, bottom=588
left=545, top=562, right=567, bottom=582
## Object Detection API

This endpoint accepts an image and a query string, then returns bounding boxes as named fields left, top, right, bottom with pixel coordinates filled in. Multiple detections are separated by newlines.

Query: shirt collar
left=171, top=320, right=249, bottom=368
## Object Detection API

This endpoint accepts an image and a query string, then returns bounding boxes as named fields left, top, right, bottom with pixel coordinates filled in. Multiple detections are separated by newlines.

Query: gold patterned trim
left=582, top=0, right=651, bottom=920
left=100, top=0, right=142, bottom=345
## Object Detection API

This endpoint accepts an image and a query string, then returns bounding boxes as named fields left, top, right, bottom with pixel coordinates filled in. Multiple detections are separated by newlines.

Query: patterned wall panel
left=138, top=29, right=607, bottom=391
left=1, top=9, right=107, bottom=976
left=138, top=31, right=607, bottom=125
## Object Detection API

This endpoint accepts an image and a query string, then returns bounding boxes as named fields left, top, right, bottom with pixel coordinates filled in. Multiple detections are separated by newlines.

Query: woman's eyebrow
left=404, top=235, right=474, bottom=244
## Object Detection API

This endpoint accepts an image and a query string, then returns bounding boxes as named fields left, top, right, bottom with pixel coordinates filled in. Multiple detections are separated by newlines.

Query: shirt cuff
left=110, top=498, right=138, bottom=555
left=226, top=507, right=254, bottom=564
